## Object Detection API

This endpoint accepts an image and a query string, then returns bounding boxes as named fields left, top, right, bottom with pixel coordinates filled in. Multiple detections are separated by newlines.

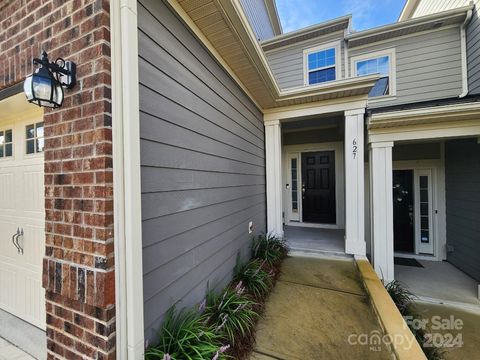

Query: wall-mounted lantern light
left=24, top=50, right=76, bottom=108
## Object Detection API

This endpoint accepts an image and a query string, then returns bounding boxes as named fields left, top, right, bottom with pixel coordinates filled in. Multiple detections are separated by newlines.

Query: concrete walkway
left=0, top=338, right=35, bottom=360
left=250, top=255, right=392, bottom=360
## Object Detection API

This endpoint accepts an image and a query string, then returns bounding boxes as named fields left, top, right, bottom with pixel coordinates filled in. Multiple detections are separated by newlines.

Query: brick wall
left=0, top=1, right=115, bottom=359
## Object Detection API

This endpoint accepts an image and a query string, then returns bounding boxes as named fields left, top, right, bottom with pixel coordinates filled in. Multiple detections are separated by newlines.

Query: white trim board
left=282, top=142, right=345, bottom=230
left=111, top=1, right=145, bottom=359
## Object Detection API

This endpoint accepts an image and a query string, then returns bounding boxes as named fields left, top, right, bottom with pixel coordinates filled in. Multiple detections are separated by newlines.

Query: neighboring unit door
left=0, top=114, right=45, bottom=329
left=301, top=151, right=336, bottom=223
left=393, top=170, right=415, bottom=253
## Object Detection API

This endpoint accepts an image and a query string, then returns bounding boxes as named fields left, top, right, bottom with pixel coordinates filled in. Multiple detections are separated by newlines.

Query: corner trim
left=111, top=0, right=145, bottom=358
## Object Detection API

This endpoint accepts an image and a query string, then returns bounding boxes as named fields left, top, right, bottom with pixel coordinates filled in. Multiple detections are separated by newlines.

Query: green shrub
left=233, top=259, right=273, bottom=299
left=204, top=286, right=259, bottom=346
left=251, top=233, right=288, bottom=267
left=385, top=280, right=416, bottom=315
left=145, top=307, right=228, bottom=360
left=385, top=281, right=446, bottom=360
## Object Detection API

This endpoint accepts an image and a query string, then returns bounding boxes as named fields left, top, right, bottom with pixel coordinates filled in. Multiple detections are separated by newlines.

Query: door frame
left=392, top=159, right=446, bottom=261
left=283, top=142, right=345, bottom=229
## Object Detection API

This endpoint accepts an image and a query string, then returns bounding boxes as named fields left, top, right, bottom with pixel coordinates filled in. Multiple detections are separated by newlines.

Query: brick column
left=1, top=1, right=116, bottom=359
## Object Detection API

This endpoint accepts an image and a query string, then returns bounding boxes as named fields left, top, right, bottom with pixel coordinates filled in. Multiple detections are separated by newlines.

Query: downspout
left=459, top=7, right=473, bottom=98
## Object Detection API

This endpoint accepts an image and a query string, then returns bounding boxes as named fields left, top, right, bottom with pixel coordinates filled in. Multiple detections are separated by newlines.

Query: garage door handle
left=12, top=228, right=24, bottom=255
left=12, top=228, right=21, bottom=253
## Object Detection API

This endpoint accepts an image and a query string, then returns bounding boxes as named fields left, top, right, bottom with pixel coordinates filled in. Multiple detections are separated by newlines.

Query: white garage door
left=0, top=94, right=45, bottom=329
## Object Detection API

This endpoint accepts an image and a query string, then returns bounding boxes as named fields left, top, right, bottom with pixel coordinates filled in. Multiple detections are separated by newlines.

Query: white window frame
left=351, top=48, right=396, bottom=100
left=0, top=126, right=14, bottom=160
left=25, top=121, right=44, bottom=156
left=303, top=41, right=342, bottom=86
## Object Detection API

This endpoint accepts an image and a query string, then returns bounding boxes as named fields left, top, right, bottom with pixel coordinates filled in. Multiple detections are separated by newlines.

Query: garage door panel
left=22, top=224, right=44, bottom=268
left=0, top=172, right=15, bottom=211
left=22, top=169, right=44, bottom=215
left=0, top=219, right=20, bottom=260
left=0, top=102, right=45, bottom=330
left=0, top=266, right=16, bottom=312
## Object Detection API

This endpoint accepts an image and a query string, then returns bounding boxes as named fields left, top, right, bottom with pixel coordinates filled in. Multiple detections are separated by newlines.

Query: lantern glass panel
left=32, top=74, right=53, bottom=101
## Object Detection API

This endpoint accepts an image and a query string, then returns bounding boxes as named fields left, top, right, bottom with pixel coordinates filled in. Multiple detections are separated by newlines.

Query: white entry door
left=0, top=104, right=45, bottom=329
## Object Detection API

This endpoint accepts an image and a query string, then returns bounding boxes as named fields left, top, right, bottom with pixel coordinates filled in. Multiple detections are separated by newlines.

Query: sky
left=276, top=0, right=407, bottom=33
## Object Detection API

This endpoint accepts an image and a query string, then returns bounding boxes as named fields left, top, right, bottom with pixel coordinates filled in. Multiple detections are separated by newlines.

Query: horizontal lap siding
left=137, top=0, right=266, bottom=342
left=350, top=27, right=463, bottom=108
left=411, top=0, right=480, bottom=94
left=265, top=33, right=345, bottom=89
left=445, top=139, right=480, bottom=282
left=467, top=1, right=480, bottom=93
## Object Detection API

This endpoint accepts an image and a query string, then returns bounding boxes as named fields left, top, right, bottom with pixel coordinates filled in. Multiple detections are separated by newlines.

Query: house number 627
left=352, top=138, right=358, bottom=159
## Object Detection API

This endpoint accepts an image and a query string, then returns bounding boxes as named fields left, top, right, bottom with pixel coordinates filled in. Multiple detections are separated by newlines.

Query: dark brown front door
left=301, top=151, right=336, bottom=223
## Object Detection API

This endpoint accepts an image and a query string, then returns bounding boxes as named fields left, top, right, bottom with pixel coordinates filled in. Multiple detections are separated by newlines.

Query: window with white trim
left=0, top=129, right=13, bottom=158
left=305, top=46, right=337, bottom=85
left=353, top=50, right=395, bottom=98
left=26, top=122, right=44, bottom=154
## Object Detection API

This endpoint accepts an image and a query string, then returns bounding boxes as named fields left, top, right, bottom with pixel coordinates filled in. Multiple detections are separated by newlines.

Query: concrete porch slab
left=280, top=256, right=365, bottom=296
left=0, top=338, right=35, bottom=360
left=395, top=260, right=480, bottom=307
left=251, top=256, right=392, bottom=360
left=284, top=226, right=344, bottom=254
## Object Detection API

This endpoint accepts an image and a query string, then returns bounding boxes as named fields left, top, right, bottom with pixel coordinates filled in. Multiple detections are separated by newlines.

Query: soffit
left=261, top=16, right=350, bottom=52
left=173, top=0, right=377, bottom=111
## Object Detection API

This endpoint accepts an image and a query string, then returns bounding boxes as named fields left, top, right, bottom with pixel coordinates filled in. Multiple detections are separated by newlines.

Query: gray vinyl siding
left=412, top=0, right=470, bottom=17
left=411, top=0, right=480, bottom=94
left=265, top=33, right=345, bottom=90
left=349, top=27, right=463, bottom=108
left=467, top=1, right=480, bottom=93
left=445, top=138, right=480, bottom=282
left=240, top=0, right=275, bottom=40
left=138, top=0, right=266, bottom=342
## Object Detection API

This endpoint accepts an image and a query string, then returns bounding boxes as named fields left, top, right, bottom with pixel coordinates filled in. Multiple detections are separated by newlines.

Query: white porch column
left=369, top=141, right=394, bottom=282
left=265, top=120, right=283, bottom=237
left=344, top=109, right=366, bottom=255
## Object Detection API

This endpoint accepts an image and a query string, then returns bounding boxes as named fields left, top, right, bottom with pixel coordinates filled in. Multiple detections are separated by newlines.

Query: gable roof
left=264, top=0, right=282, bottom=35
left=167, top=0, right=377, bottom=110
left=347, top=4, right=473, bottom=48
left=260, top=15, right=351, bottom=51
left=399, top=0, right=421, bottom=21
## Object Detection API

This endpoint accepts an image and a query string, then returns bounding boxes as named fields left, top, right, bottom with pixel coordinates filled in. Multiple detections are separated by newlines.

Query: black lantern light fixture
left=24, top=50, right=76, bottom=108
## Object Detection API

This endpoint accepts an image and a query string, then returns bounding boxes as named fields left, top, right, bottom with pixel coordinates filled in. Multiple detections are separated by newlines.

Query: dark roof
left=367, top=94, right=480, bottom=115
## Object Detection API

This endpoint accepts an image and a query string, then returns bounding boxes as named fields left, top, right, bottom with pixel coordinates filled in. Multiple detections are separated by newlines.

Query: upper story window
left=304, top=43, right=340, bottom=85
left=352, top=49, right=396, bottom=98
